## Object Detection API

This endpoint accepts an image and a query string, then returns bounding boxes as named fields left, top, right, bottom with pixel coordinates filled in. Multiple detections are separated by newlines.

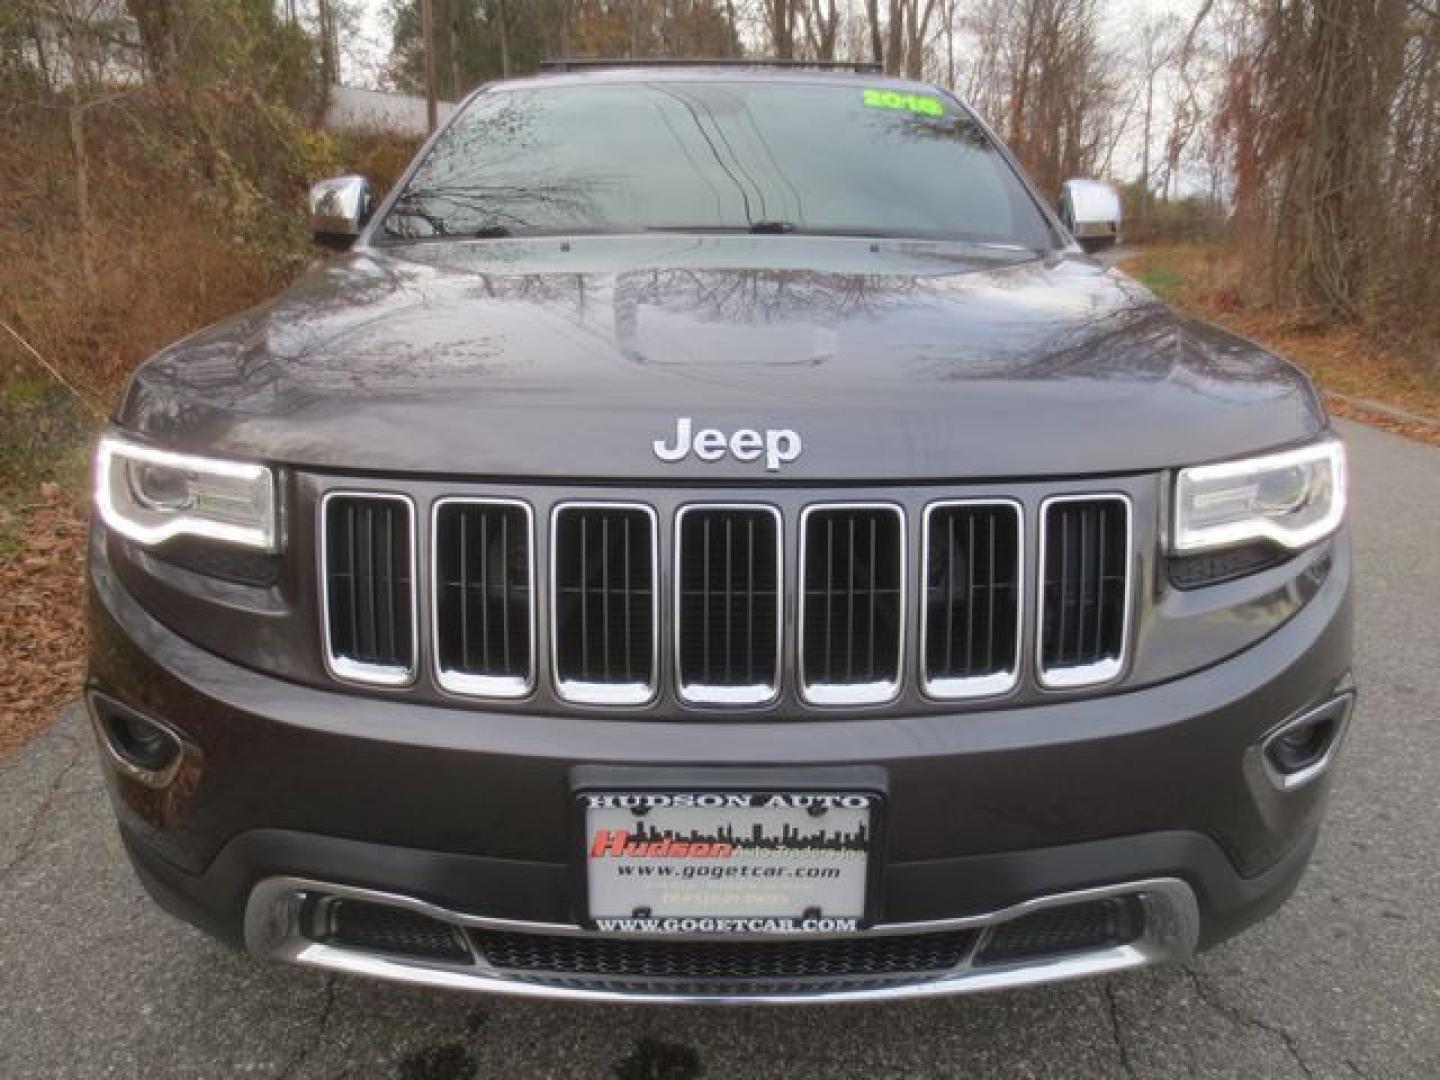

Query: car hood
left=118, top=236, right=1325, bottom=480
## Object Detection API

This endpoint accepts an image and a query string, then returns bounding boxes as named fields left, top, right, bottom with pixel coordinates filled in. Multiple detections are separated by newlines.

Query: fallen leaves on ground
left=1323, top=395, right=1440, bottom=449
left=0, top=486, right=87, bottom=758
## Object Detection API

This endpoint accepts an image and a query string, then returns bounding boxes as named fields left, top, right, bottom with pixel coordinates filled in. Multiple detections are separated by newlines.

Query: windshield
left=380, top=81, right=1055, bottom=248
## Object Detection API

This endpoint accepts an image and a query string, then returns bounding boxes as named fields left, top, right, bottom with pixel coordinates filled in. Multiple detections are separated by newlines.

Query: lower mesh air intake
left=474, top=929, right=978, bottom=980
left=976, top=896, right=1144, bottom=965
left=315, top=898, right=472, bottom=963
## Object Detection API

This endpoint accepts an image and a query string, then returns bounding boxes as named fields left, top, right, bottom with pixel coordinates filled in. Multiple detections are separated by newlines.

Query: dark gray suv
left=87, top=63, right=1354, bottom=1003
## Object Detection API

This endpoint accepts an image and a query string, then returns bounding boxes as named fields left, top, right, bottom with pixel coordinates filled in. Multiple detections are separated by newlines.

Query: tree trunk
left=886, top=0, right=905, bottom=75
left=1009, top=2, right=1038, bottom=150
left=866, top=0, right=883, bottom=68
left=317, top=0, right=336, bottom=88
left=68, top=30, right=95, bottom=294
left=422, top=0, right=437, bottom=132
left=448, top=0, right=462, bottom=99
left=497, top=0, right=511, bottom=76
left=125, top=0, right=175, bottom=82
left=944, top=0, right=955, bottom=90
left=1138, top=68, right=1153, bottom=229
left=69, top=107, right=94, bottom=292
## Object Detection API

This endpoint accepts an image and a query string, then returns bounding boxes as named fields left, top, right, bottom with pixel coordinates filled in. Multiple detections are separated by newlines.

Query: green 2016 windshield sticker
left=862, top=88, right=945, bottom=117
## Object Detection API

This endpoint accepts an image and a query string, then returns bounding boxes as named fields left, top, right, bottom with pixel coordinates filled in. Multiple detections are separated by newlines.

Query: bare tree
left=801, top=0, right=842, bottom=60
left=124, top=0, right=174, bottom=80
left=764, top=0, right=800, bottom=58
left=1218, top=0, right=1410, bottom=318
left=959, top=0, right=1118, bottom=195
left=1132, top=15, right=1180, bottom=229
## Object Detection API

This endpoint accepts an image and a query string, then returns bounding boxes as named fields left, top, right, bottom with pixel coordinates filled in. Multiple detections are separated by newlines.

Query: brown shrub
left=0, top=79, right=419, bottom=756
left=0, top=88, right=418, bottom=402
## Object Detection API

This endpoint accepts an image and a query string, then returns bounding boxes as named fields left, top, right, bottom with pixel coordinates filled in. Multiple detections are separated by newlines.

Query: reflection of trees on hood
left=615, top=269, right=929, bottom=331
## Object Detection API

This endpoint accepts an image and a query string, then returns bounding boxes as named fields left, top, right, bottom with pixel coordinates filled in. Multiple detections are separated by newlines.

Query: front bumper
left=89, top=527, right=1353, bottom=1002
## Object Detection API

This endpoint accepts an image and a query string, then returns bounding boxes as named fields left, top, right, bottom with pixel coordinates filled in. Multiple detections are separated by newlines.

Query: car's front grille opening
left=312, top=897, right=472, bottom=963
left=474, top=929, right=977, bottom=980
left=922, top=502, right=1022, bottom=698
left=976, top=896, right=1144, bottom=965
left=552, top=504, right=657, bottom=705
left=675, top=506, right=782, bottom=705
left=433, top=499, right=534, bottom=697
left=800, top=505, right=905, bottom=705
left=322, top=493, right=415, bottom=684
left=1039, top=496, right=1131, bottom=688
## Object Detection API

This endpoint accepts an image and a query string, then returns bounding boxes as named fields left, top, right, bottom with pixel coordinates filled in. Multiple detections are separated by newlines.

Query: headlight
left=1173, top=438, right=1346, bottom=553
left=95, top=435, right=278, bottom=551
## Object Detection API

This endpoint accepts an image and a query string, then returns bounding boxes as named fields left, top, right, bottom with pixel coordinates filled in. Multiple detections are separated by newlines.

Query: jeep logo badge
left=653, top=417, right=802, bottom=472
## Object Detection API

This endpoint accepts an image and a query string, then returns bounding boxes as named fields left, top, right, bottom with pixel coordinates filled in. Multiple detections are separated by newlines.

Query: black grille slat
left=801, top=507, right=903, bottom=701
left=434, top=501, right=533, bottom=693
left=923, top=503, right=1021, bottom=693
left=477, top=929, right=977, bottom=980
left=1041, top=498, right=1129, bottom=679
left=324, top=495, right=414, bottom=676
left=623, top=515, right=634, bottom=675
left=554, top=505, right=655, bottom=699
left=677, top=508, right=780, bottom=701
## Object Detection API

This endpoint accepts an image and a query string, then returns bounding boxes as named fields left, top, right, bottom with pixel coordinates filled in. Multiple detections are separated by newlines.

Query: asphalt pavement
left=2, top=418, right=1437, bottom=1079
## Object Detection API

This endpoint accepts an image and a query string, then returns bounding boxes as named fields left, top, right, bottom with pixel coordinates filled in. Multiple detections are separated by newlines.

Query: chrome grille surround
left=673, top=503, right=784, bottom=707
left=1037, top=493, right=1134, bottom=690
left=319, top=490, right=419, bottom=688
left=316, top=484, right=1140, bottom=710
left=430, top=496, right=536, bottom=699
left=549, top=501, right=660, bottom=707
left=919, top=499, right=1025, bottom=700
left=797, top=503, right=907, bottom=707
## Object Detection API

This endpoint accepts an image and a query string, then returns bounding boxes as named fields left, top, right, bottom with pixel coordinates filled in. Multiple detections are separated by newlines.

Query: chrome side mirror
left=309, top=176, right=374, bottom=250
left=1058, top=178, right=1122, bottom=254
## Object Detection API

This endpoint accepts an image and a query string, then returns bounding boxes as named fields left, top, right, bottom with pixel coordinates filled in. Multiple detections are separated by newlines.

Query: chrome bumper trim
left=244, top=876, right=1198, bottom=1004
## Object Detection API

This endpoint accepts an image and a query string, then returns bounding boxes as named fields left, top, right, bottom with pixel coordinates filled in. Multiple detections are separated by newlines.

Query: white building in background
left=324, top=85, right=457, bottom=137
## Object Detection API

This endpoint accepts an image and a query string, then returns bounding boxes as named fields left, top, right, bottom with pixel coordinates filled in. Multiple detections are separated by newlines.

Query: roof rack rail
left=537, top=58, right=884, bottom=74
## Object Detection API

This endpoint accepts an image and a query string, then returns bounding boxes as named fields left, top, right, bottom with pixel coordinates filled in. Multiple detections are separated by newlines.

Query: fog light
left=89, top=693, right=185, bottom=788
left=109, top=712, right=177, bottom=771
left=1262, top=691, right=1355, bottom=790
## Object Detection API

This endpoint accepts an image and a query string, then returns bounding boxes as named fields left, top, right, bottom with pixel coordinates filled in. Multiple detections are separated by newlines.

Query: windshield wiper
left=645, top=222, right=798, bottom=235
left=472, top=225, right=514, bottom=238
left=748, top=220, right=795, bottom=234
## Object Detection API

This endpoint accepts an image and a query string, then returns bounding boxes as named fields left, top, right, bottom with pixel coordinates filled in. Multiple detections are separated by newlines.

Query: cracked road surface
left=2, top=419, right=1437, bottom=1079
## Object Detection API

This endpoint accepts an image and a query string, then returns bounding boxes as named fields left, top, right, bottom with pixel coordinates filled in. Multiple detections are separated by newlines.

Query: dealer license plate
left=582, top=791, right=875, bottom=934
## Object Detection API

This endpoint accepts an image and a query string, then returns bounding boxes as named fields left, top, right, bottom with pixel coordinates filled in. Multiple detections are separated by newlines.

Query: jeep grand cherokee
left=86, top=63, right=1355, bottom=1003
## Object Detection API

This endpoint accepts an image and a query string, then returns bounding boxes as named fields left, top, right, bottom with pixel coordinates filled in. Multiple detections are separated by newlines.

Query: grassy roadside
left=1119, top=244, right=1440, bottom=446
left=0, top=377, right=93, bottom=758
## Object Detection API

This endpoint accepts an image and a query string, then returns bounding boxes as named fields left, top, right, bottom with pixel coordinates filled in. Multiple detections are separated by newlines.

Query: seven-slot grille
left=551, top=504, right=658, bottom=705
left=799, top=506, right=906, bottom=705
left=922, top=501, right=1023, bottom=698
left=321, top=493, right=416, bottom=684
left=319, top=492, right=1135, bottom=702
left=1039, top=496, right=1131, bottom=687
left=432, top=499, right=534, bottom=697
left=675, top=506, right=783, bottom=705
